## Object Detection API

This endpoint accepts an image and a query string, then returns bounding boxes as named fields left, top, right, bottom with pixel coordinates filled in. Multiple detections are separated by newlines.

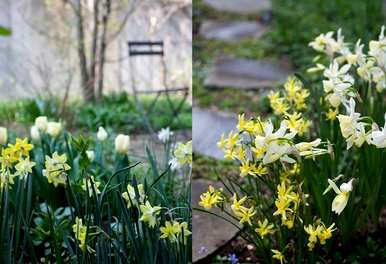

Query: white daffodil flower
left=324, top=178, right=353, bottom=215
left=158, top=127, right=173, bottom=143
left=370, top=114, right=386, bottom=148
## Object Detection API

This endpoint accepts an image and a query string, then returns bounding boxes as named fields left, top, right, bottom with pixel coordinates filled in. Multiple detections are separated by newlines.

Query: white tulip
left=35, top=116, right=48, bottom=132
left=0, top=127, right=7, bottom=145
left=97, top=127, right=108, bottom=141
left=86, top=150, right=95, bottom=162
left=47, top=122, right=62, bottom=137
left=115, top=134, right=130, bottom=154
left=30, top=125, right=40, bottom=141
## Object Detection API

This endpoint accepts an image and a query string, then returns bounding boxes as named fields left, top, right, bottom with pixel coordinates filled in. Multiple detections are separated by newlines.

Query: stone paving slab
left=193, top=107, right=237, bottom=160
left=200, top=20, right=268, bottom=42
left=203, top=0, right=271, bottom=14
left=205, top=57, right=291, bottom=89
left=192, top=179, right=240, bottom=263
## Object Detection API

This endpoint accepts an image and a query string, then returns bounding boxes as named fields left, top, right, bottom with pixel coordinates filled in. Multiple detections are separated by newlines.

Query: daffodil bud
left=30, top=125, right=40, bottom=141
left=115, top=134, right=130, bottom=154
left=0, top=127, right=7, bottom=145
left=35, top=116, right=48, bottom=132
left=86, top=150, right=95, bottom=162
left=47, top=122, right=62, bottom=137
left=97, top=127, right=108, bottom=141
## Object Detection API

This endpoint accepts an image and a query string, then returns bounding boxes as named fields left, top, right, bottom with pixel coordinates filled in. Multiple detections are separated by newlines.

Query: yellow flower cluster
left=81, top=176, right=101, bottom=197
left=169, top=140, right=192, bottom=170
left=122, top=183, right=146, bottom=208
left=0, top=138, right=35, bottom=189
left=231, top=194, right=256, bottom=226
left=160, top=220, right=191, bottom=244
left=42, top=152, right=71, bottom=187
left=268, top=77, right=311, bottom=136
left=198, top=185, right=223, bottom=210
left=273, top=180, right=302, bottom=229
left=304, top=220, right=336, bottom=251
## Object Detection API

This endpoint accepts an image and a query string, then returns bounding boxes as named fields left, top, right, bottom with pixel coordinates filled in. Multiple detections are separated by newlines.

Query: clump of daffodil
left=323, top=176, right=354, bottom=215
left=42, top=152, right=71, bottom=187
left=0, top=138, right=35, bottom=188
left=198, top=185, right=223, bottom=210
left=255, top=218, right=275, bottom=239
left=139, top=201, right=161, bottom=228
left=169, top=140, right=192, bottom=170
left=271, top=249, right=286, bottom=264
left=160, top=220, right=191, bottom=243
left=273, top=180, right=303, bottom=229
left=81, top=176, right=101, bottom=197
left=304, top=220, right=336, bottom=251
left=122, top=183, right=145, bottom=208
left=231, top=193, right=256, bottom=226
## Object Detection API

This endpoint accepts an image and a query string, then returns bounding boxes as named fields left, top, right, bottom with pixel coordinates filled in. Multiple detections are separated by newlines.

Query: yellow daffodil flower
left=139, top=201, right=162, bottom=228
left=199, top=185, right=223, bottom=209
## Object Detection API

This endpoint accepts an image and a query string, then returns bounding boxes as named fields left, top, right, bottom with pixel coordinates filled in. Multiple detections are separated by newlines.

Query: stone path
left=204, top=57, right=292, bottom=89
left=200, top=20, right=268, bottom=42
left=193, top=107, right=237, bottom=160
left=192, top=179, right=240, bottom=263
left=203, top=0, right=271, bottom=15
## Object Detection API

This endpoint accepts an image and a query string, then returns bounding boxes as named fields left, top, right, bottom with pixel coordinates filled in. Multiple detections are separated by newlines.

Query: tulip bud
left=97, top=127, right=108, bottom=141
left=115, top=134, right=130, bottom=154
left=86, top=150, right=95, bottom=162
left=35, top=116, right=48, bottom=132
left=0, top=127, right=7, bottom=145
left=47, top=122, right=62, bottom=137
left=30, top=125, right=41, bottom=141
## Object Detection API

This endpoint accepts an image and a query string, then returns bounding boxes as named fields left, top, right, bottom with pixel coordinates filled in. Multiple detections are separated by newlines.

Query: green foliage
left=0, top=26, right=11, bottom=36
left=0, top=92, right=191, bottom=134
left=0, top=127, right=191, bottom=263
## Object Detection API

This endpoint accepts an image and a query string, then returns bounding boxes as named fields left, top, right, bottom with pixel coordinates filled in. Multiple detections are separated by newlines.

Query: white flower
left=0, top=127, right=7, bottom=145
left=30, top=125, right=40, bottom=141
left=86, top=150, right=95, bottom=162
left=168, top=158, right=180, bottom=171
left=324, top=178, right=353, bottom=215
left=115, top=134, right=130, bottom=154
left=253, top=120, right=296, bottom=164
left=337, top=98, right=369, bottom=149
left=97, top=127, right=108, bottom=141
left=158, top=127, right=173, bottom=143
left=47, top=122, right=62, bottom=137
left=35, top=116, right=48, bottom=132
left=369, top=114, right=386, bottom=148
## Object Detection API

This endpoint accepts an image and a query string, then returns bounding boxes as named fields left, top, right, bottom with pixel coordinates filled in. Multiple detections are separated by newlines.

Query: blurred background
left=0, top=0, right=192, bottom=140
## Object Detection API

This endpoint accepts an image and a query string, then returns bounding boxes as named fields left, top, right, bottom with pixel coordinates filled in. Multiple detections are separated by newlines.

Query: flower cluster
left=42, top=152, right=71, bottom=187
left=160, top=220, right=191, bottom=244
left=304, top=220, right=336, bottom=251
left=169, top=140, right=192, bottom=170
left=309, top=27, right=386, bottom=150
left=0, top=138, right=35, bottom=189
left=31, top=116, right=63, bottom=140
left=268, top=76, right=311, bottom=136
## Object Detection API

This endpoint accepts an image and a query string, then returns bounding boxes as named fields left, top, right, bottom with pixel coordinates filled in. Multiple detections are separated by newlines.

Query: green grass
left=0, top=92, right=192, bottom=134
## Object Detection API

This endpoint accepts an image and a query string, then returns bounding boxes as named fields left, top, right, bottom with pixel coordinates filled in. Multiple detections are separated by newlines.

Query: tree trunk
left=75, top=0, right=94, bottom=102
left=96, top=0, right=111, bottom=100
left=89, top=0, right=100, bottom=95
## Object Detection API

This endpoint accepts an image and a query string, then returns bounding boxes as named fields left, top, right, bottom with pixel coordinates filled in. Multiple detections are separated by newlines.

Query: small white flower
left=30, top=125, right=40, bottom=141
left=369, top=114, right=386, bottom=148
left=97, top=127, right=108, bottom=141
left=47, top=122, right=62, bottom=137
left=158, top=127, right=173, bottom=143
left=35, top=116, right=48, bottom=132
left=324, top=178, right=354, bottom=215
left=115, top=134, right=130, bottom=154
left=86, top=150, right=95, bottom=162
